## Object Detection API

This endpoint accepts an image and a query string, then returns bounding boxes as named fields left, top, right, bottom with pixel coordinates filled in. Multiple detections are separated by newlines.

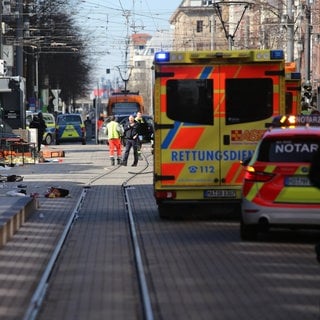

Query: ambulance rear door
left=217, top=62, right=283, bottom=196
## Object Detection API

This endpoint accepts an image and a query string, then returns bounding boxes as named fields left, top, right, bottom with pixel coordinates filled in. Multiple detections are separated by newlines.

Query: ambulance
left=153, top=49, right=286, bottom=218
left=285, top=71, right=301, bottom=115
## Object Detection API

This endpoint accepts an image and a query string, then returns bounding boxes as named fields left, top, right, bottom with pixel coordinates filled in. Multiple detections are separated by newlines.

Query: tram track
left=3, top=144, right=320, bottom=320
left=23, top=147, right=155, bottom=320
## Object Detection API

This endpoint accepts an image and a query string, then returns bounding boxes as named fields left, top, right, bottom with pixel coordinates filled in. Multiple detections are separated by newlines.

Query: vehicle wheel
left=240, top=218, right=258, bottom=241
left=44, top=134, right=52, bottom=145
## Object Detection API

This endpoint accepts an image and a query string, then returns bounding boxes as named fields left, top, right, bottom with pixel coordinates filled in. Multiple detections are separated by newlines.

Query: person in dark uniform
left=135, top=112, right=146, bottom=160
left=121, top=115, right=139, bottom=167
left=30, top=112, right=47, bottom=153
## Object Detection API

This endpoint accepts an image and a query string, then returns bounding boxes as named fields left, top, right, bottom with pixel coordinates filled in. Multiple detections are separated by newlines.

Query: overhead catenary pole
left=16, top=0, right=24, bottom=77
left=0, top=0, right=2, bottom=60
left=286, top=0, right=294, bottom=62
left=304, top=0, right=311, bottom=82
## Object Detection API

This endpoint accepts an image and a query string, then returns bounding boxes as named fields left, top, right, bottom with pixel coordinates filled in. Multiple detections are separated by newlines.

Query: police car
left=55, top=113, right=86, bottom=145
left=26, top=112, right=56, bottom=145
left=240, top=115, right=320, bottom=240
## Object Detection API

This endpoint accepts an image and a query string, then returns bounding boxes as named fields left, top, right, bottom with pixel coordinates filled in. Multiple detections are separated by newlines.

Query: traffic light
left=303, top=82, right=312, bottom=100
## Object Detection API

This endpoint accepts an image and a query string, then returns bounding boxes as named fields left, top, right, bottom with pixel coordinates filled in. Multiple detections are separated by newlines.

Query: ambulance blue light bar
left=290, top=72, right=301, bottom=79
left=154, top=52, right=170, bottom=62
left=270, top=50, right=284, bottom=60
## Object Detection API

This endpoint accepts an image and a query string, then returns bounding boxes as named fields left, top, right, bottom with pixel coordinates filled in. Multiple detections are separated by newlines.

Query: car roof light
left=271, top=114, right=320, bottom=128
left=271, top=115, right=297, bottom=127
left=270, top=50, right=284, bottom=60
left=286, top=115, right=297, bottom=125
left=154, top=52, right=170, bottom=63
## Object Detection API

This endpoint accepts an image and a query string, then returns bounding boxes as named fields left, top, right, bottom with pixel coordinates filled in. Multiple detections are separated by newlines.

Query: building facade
left=128, top=0, right=320, bottom=111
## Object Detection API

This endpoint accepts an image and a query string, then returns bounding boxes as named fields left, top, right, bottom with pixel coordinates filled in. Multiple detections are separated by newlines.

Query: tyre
left=240, top=218, right=258, bottom=241
left=44, top=134, right=52, bottom=145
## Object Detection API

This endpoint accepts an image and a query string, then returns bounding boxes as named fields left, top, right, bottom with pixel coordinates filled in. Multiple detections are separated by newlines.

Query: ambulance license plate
left=204, top=190, right=236, bottom=198
left=285, top=176, right=311, bottom=186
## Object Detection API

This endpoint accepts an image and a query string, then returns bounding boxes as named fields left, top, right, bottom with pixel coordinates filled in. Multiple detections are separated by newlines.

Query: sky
left=74, top=0, right=182, bottom=85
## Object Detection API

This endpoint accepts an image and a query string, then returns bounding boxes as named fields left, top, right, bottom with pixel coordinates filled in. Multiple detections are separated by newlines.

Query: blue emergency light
left=290, top=72, right=301, bottom=79
left=154, top=52, right=170, bottom=63
left=270, top=50, right=284, bottom=60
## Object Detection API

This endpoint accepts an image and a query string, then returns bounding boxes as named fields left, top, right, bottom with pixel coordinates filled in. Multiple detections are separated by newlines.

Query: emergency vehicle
left=241, top=115, right=320, bottom=240
left=55, top=113, right=86, bottom=145
left=26, top=112, right=56, bottom=145
left=153, top=49, right=286, bottom=218
left=285, top=71, right=301, bottom=115
left=107, top=91, right=144, bottom=116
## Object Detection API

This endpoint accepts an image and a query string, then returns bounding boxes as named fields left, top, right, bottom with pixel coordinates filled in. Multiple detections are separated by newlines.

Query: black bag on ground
left=309, top=148, right=320, bottom=189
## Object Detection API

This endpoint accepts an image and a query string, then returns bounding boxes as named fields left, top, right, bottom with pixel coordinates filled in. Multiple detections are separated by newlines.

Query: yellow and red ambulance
left=153, top=49, right=286, bottom=218
left=285, top=73, right=301, bottom=115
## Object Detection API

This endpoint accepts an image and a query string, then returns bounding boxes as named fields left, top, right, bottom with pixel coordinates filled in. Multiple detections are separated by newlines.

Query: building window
left=196, top=20, right=203, bottom=33
left=135, top=61, right=146, bottom=68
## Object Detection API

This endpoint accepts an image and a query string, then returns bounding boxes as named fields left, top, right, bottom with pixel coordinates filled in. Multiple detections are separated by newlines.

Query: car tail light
left=155, top=191, right=176, bottom=200
left=244, top=166, right=275, bottom=182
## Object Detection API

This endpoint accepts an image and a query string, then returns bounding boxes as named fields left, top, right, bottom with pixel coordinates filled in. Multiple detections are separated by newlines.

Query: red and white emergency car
left=241, top=115, right=320, bottom=240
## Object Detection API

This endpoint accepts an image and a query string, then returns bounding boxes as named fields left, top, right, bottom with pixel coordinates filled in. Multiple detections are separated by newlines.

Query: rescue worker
left=30, top=112, right=47, bottom=153
left=106, top=115, right=123, bottom=165
left=135, top=112, right=145, bottom=160
left=122, top=115, right=139, bottom=167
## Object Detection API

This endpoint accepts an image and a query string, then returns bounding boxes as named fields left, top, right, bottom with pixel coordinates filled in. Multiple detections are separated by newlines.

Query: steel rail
left=23, top=146, right=152, bottom=320
left=123, top=184, right=154, bottom=320
left=22, top=186, right=89, bottom=320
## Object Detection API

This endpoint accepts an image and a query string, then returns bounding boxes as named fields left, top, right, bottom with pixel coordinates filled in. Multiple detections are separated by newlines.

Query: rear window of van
left=58, top=115, right=82, bottom=125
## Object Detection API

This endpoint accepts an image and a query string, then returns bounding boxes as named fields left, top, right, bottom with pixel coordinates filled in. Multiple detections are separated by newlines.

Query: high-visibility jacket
left=107, top=121, right=122, bottom=139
